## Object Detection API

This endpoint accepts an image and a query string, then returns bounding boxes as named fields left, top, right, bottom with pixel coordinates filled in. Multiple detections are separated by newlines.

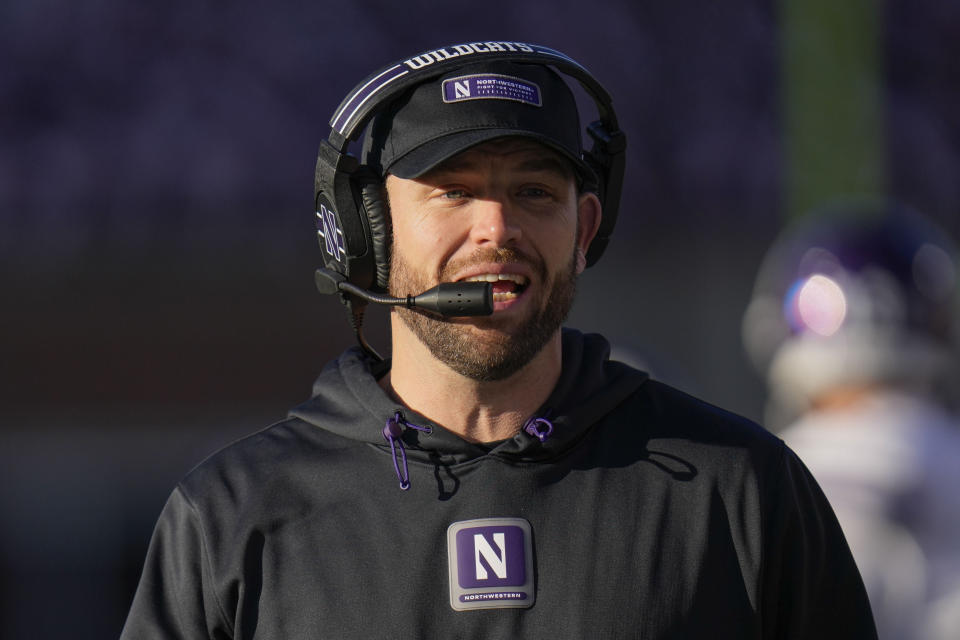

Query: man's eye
left=442, top=189, right=469, bottom=199
left=519, top=187, right=550, bottom=198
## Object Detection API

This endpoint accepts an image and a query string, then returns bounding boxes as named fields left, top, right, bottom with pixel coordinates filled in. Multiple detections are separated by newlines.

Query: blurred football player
left=743, top=199, right=960, bottom=640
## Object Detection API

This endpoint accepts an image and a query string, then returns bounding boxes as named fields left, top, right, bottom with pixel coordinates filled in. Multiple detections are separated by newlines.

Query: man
left=122, top=43, right=876, bottom=638
left=742, top=201, right=960, bottom=640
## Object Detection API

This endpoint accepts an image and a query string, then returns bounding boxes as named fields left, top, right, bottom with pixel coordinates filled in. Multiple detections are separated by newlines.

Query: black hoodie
left=122, top=329, right=876, bottom=639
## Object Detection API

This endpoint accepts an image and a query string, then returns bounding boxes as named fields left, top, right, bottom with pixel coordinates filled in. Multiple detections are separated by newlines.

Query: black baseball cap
left=362, top=60, right=596, bottom=184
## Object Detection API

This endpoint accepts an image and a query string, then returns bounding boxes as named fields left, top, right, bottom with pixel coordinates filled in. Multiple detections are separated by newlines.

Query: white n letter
left=474, top=532, right=507, bottom=580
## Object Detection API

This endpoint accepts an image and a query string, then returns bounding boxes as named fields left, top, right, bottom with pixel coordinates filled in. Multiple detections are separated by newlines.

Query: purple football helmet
left=743, top=199, right=959, bottom=423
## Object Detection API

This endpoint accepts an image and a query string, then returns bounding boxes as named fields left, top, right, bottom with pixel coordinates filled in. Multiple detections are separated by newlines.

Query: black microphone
left=315, top=268, right=493, bottom=317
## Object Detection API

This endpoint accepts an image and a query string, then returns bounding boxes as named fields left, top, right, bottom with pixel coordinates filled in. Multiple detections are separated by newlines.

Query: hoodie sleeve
left=760, top=444, right=877, bottom=639
left=120, top=487, right=231, bottom=640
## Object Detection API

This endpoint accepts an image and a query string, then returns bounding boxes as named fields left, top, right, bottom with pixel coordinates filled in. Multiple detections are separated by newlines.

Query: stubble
left=389, top=246, right=578, bottom=381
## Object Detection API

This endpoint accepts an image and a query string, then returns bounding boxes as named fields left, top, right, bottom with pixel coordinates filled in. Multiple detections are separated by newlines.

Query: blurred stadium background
left=2, top=0, right=958, bottom=637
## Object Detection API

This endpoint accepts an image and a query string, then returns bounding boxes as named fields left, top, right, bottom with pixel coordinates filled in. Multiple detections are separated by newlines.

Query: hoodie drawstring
left=383, top=411, right=552, bottom=489
left=382, top=411, right=432, bottom=490
left=523, top=415, right=554, bottom=442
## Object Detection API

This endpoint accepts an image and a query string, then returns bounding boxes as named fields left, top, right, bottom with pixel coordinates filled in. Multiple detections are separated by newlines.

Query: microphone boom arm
left=315, top=268, right=493, bottom=317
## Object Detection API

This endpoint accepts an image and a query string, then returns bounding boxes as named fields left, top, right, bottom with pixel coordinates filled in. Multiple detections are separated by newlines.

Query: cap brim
left=387, top=129, right=596, bottom=184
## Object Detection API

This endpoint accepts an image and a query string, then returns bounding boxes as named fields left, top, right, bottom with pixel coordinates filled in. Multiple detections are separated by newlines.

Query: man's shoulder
left=620, top=377, right=785, bottom=460
left=175, top=415, right=364, bottom=503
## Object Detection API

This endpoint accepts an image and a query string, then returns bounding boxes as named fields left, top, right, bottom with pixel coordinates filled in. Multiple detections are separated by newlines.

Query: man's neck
left=379, top=324, right=563, bottom=443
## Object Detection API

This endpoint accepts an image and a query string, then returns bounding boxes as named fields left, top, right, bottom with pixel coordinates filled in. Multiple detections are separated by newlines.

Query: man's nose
left=469, top=198, right=522, bottom=247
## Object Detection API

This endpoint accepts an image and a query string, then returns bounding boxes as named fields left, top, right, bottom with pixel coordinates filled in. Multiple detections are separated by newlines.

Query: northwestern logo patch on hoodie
left=446, top=518, right=535, bottom=610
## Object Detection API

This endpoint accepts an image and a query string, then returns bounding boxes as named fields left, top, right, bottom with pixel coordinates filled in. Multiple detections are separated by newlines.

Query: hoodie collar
left=290, top=328, right=649, bottom=465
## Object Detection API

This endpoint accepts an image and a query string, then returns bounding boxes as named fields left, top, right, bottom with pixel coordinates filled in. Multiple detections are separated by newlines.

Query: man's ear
left=575, top=192, right=603, bottom=274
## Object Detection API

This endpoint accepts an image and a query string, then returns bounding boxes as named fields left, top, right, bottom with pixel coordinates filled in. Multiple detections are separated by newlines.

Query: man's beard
left=389, top=246, right=578, bottom=381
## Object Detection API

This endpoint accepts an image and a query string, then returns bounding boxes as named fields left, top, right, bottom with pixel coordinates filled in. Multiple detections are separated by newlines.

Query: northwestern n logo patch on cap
left=446, top=517, right=535, bottom=610
left=442, top=74, right=542, bottom=107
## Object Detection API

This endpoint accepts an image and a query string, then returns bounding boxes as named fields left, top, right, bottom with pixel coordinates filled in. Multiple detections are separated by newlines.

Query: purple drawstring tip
left=524, top=416, right=554, bottom=442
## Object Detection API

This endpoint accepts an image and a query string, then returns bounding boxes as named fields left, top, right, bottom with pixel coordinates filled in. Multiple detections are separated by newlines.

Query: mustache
left=440, top=247, right=545, bottom=281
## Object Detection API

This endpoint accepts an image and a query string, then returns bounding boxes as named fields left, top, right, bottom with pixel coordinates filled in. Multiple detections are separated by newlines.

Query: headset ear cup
left=354, top=168, right=392, bottom=291
left=581, top=149, right=608, bottom=266
left=581, top=150, right=603, bottom=200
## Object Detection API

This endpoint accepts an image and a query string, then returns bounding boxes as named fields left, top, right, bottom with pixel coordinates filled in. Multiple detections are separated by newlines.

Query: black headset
left=313, top=42, right=625, bottom=355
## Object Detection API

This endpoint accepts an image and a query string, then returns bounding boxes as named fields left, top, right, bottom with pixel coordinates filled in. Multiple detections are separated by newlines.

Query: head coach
left=122, top=41, right=876, bottom=639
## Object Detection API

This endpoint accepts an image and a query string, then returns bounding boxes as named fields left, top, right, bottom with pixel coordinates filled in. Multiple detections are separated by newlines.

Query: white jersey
left=782, top=391, right=960, bottom=640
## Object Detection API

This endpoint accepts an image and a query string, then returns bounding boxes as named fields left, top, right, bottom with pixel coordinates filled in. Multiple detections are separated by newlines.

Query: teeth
left=492, top=291, right=519, bottom=302
left=464, top=273, right=528, bottom=285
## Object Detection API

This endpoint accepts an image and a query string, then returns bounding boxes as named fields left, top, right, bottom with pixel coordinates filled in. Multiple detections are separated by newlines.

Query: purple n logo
left=456, top=526, right=525, bottom=588
left=447, top=518, right=535, bottom=610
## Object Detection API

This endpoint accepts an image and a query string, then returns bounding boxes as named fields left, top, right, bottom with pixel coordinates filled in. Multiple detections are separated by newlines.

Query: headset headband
left=326, top=41, right=620, bottom=156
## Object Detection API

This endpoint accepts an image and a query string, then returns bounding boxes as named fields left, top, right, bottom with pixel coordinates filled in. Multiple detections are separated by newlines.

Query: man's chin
left=389, top=247, right=578, bottom=381
left=396, top=309, right=542, bottom=381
